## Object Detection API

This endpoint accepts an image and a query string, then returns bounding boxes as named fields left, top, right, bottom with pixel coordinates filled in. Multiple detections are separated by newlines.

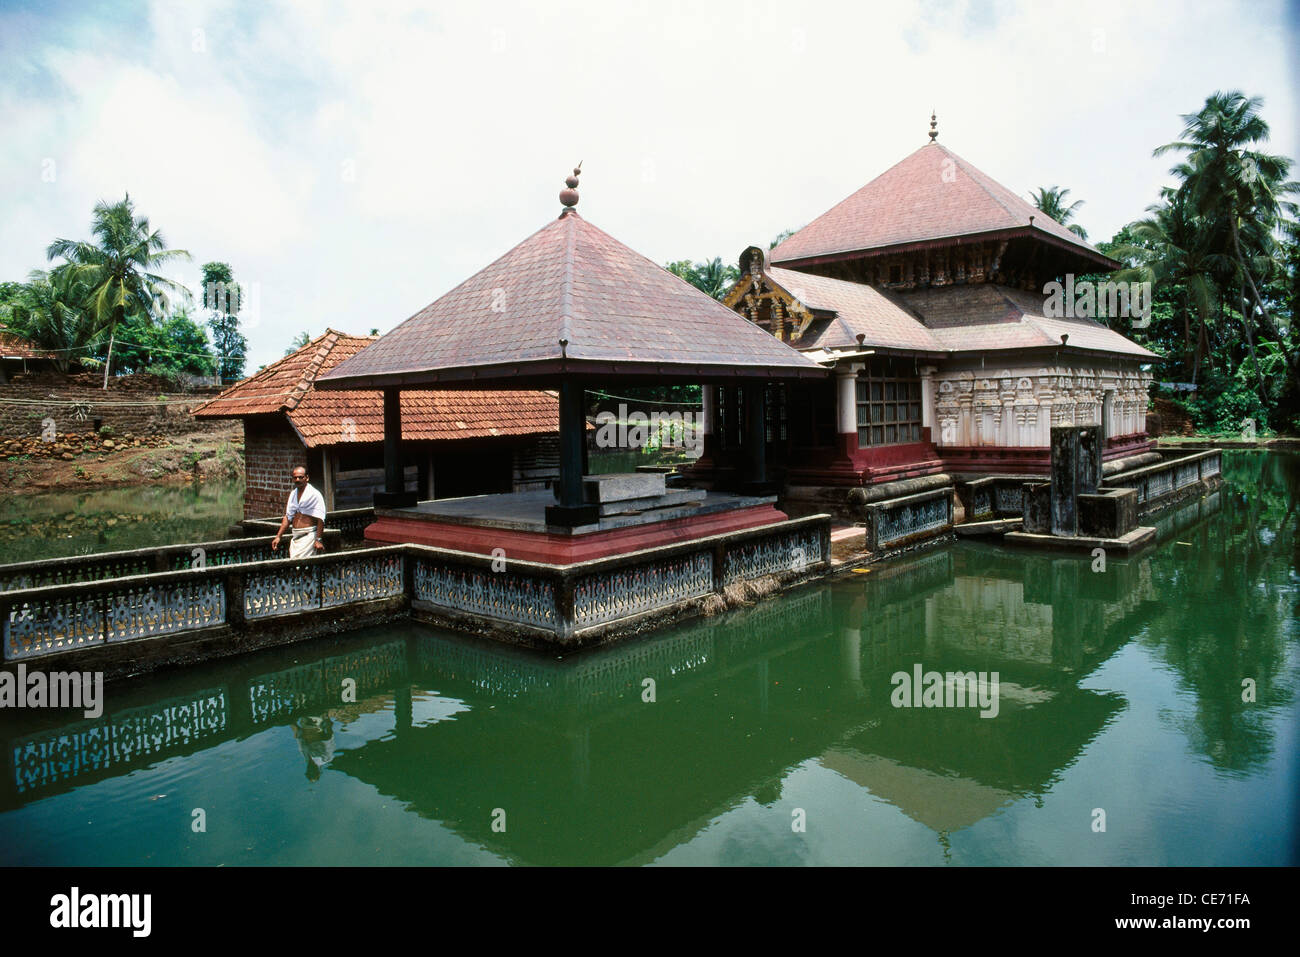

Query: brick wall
left=0, top=372, right=225, bottom=440
left=243, top=415, right=323, bottom=519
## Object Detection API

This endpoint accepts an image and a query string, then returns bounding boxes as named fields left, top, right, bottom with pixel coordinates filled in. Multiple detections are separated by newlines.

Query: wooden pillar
left=545, top=379, right=598, bottom=527
left=743, top=382, right=766, bottom=486
left=375, top=387, right=416, bottom=507
left=383, top=387, right=401, bottom=494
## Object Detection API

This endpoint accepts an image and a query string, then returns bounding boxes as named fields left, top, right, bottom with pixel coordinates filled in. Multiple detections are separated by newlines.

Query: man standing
left=272, top=466, right=326, bottom=558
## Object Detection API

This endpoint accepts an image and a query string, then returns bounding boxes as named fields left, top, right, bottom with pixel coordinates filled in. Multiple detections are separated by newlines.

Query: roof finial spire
left=928, top=111, right=938, bottom=142
left=559, top=161, right=582, bottom=215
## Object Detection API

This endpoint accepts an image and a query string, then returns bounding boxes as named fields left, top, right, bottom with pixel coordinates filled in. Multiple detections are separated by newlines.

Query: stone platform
left=365, top=488, right=788, bottom=564
left=1004, top=526, right=1156, bottom=554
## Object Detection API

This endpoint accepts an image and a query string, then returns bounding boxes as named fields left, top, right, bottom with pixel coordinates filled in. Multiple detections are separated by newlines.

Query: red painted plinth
left=365, top=504, right=789, bottom=564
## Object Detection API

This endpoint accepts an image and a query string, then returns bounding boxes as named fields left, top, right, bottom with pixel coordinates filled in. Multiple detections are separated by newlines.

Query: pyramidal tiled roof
left=194, top=330, right=560, bottom=447
left=770, top=142, right=1116, bottom=270
left=318, top=209, right=825, bottom=389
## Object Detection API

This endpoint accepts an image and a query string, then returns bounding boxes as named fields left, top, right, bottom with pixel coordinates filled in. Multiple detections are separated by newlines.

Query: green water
left=0, top=452, right=1296, bottom=865
left=0, top=480, right=244, bottom=564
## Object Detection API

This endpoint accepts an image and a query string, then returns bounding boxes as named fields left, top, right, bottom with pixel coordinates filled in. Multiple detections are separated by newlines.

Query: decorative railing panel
left=869, top=490, right=952, bottom=550
left=320, top=554, right=404, bottom=608
left=994, top=485, right=1025, bottom=515
left=244, top=565, right=319, bottom=619
left=413, top=560, right=557, bottom=630
left=0, top=558, right=151, bottom=594
left=106, top=581, right=225, bottom=642
left=5, top=594, right=105, bottom=660
left=1175, top=461, right=1200, bottom=490
left=1148, top=469, right=1174, bottom=500
left=722, top=527, right=824, bottom=584
left=573, top=551, right=713, bottom=628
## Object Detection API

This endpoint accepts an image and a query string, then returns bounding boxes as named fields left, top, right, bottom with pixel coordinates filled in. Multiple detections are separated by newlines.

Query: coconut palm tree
left=6, top=267, right=99, bottom=373
left=1029, top=186, right=1088, bottom=239
left=47, top=194, right=190, bottom=388
left=1112, top=190, right=1225, bottom=388
left=1154, top=91, right=1299, bottom=388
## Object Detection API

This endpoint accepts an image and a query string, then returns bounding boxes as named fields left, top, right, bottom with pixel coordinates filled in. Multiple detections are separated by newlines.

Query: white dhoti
left=289, top=526, right=319, bottom=559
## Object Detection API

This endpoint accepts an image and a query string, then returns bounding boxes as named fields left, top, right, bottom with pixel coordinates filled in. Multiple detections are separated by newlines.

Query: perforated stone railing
left=863, top=487, right=953, bottom=551
left=0, top=532, right=342, bottom=594
left=1102, top=449, right=1222, bottom=511
left=1, top=545, right=404, bottom=662
left=0, top=516, right=832, bottom=662
left=409, top=515, right=831, bottom=641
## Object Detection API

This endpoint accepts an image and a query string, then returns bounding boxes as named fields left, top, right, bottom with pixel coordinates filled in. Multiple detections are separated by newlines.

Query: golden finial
left=929, top=111, right=938, bottom=142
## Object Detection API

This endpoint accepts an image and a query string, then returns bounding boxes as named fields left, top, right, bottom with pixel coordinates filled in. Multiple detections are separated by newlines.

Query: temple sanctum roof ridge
left=769, top=141, right=1117, bottom=272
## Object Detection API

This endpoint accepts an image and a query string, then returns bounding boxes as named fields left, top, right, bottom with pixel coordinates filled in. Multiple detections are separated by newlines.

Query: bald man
left=272, top=466, right=326, bottom=558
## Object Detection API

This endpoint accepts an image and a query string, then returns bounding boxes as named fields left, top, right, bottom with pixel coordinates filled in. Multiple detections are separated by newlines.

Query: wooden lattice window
left=856, top=373, right=922, bottom=446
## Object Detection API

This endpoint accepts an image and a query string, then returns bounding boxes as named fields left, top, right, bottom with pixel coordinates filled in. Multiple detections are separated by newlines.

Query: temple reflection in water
left=2, top=487, right=1247, bottom=865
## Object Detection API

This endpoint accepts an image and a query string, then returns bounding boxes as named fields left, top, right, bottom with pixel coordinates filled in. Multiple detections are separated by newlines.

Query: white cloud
left=0, top=0, right=1294, bottom=369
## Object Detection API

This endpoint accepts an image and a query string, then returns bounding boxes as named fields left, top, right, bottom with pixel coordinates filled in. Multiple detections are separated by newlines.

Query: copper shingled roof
left=193, top=330, right=560, bottom=448
left=764, top=266, right=943, bottom=353
left=770, top=142, right=1117, bottom=270
left=898, top=285, right=1158, bottom=359
left=317, top=209, right=826, bottom=389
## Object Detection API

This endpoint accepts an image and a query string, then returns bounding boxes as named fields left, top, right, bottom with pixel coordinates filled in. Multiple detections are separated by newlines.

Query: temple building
left=699, top=117, right=1155, bottom=505
left=194, top=330, right=562, bottom=518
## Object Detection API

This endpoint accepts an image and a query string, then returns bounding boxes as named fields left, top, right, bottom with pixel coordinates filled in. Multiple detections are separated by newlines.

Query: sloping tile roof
left=898, top=285, right=1158, bottom=359
left=0, top=325, right=55, bottom=360
left=765, top=267, right=943, bottom=353
left=318, top=209, right=825, bottom=388
left=194, top=330, right=560, bottom=447
left=770, top=142, right=1115, bottom=269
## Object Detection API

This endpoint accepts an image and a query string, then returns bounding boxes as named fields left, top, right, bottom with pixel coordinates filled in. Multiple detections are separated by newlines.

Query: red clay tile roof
left=194, top=330, right=560, bottom=447
left=317, top=210, right=826, bottom=389
left=898, top=285, right=1158, bottom=359
left=770, top=142, right=1116, bottom=270
left=0, top=325, right=55, bottom=360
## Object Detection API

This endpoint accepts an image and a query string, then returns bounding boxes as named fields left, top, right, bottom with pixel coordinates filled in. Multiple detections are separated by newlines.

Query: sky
left=1, top=0, right=1297, bottom=371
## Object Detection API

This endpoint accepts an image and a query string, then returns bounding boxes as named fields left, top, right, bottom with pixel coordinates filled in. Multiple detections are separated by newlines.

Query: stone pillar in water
left=1078, top=425, right=1102, bottom=494
left=1050, top=426, right=1080, bottom=536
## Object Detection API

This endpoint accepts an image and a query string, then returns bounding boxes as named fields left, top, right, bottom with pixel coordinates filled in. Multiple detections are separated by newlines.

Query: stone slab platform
left=367, top=488, right=788, bottom=564
left=954, top=518, right=1023, bottom=537
left=584, top=471, right=665, bottom=502
left=1003, top=526, right=1156, bottom=555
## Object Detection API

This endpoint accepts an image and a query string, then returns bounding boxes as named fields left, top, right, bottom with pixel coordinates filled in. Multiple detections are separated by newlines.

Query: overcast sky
left=2, top=0, right=1297, bottom=370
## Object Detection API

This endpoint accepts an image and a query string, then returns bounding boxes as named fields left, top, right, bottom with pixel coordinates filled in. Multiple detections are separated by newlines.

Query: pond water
left=0, top=480, right=244, bottom=564
left=0, top=452, right=1295, bottom=865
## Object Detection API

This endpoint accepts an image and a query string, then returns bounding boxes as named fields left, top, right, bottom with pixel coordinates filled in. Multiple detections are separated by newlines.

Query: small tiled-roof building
left=194, top=330, right=561, bottom=518
left=0, top=325, right=57, bottom=382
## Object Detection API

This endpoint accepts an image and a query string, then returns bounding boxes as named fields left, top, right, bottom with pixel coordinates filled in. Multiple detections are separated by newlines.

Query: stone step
left=597, top=488, right=702, bottom=516
left=583, top=471, right=666, bottom=504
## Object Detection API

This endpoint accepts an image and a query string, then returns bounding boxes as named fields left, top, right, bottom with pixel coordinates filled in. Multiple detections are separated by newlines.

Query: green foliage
left=285, top=330, right=313, bottom=355
left=1029, top=186, right=1088, bottom=239
left=1111, top=90, right=1298, bottom=432
left=41, top=194, right=191, bottom=382
left=112, top=308, right=217, bottom=378
left=665, top=257, right=739, bottom=301
left=5, top=267, right=100, bottom=371
left=202, top=261, right=247, bottom=383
